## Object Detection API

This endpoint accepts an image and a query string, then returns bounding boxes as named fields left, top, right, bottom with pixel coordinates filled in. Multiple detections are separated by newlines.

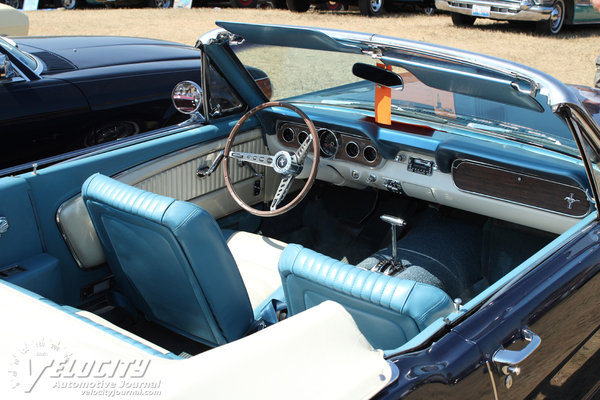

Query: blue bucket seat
left=279, top=244, right=456, bottom=350
left=81, top=173, right=283, bottom=347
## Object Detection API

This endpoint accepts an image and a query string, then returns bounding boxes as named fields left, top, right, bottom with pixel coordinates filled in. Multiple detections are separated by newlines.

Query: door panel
left=383, top=331, right=496, bottom=399
left=0, top=178, right=64, bottom=300
left=57, top=129, right=267, bottom=270
left=1, top=118, right=243, bottom=306
left=379, top=219, right=600, bottom=399
left=456, top=220, right=600, bottom=399
left=526, top=328, right=600, bottom=399
left=118, top=128, right=267, bottom=211
left=0, top=177, right=43, bottom=265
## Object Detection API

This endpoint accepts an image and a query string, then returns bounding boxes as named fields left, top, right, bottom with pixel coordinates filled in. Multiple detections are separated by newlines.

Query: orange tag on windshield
left=375, top=63, right=392, bottom=125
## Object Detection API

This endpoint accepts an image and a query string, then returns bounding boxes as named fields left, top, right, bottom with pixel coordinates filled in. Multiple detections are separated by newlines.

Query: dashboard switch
left=366, top=174, right=377, bottom=183
left=383, top=178, right=404, bottom=194
left=351, top=170, right=360, bottom=180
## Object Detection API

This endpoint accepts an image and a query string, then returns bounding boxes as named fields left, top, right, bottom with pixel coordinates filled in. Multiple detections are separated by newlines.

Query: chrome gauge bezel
left=281, top=127, right=295, bottom=143
left=363, top=145, right=378, bottom=163
left=318, top=128, right=339, bottom=159
left=345, top=141, right=360, bottom=159
left=297, top=130, right=309, bottom=146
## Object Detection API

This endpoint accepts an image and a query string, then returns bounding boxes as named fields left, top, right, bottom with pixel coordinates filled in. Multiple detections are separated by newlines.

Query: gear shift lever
left=373, top=214, right=406, bottom=275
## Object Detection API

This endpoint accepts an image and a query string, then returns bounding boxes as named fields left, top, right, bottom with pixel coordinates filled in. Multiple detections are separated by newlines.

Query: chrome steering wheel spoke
left=229, top=151, right=275, bottom=168
left=271, top=175, right=295, bottom=211
left=293, top=135, right=313, bottom=165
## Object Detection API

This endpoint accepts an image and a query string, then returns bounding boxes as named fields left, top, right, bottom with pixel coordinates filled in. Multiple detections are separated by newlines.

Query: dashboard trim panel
left=452, top=159, right=591, bottom=218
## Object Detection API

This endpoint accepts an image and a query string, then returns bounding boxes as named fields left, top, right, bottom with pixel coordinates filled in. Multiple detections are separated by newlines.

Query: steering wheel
left=223, top=101, right=320, bottom=217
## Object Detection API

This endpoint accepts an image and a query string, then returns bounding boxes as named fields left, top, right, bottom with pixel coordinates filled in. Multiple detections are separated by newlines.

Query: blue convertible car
left=2, top=22, right=600, bottom=399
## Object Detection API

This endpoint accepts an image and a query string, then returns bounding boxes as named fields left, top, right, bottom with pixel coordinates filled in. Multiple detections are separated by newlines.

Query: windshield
left=0, top=37, right=38, bottom=71
left=232, top=42, right=578, bottom=156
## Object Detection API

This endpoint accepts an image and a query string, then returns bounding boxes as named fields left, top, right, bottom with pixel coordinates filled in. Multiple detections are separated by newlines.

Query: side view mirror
left=172, top=80, right=205, bottom=122
left=247, top=66, right=272, bottom=100
left=0, top=55, right=11, bottom=80
left=352, top=63, right=403, bottom=88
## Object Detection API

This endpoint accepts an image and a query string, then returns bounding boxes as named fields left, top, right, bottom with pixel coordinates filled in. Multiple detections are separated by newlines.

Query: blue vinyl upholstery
left=279, top=244, right=455, bottom=350
left=82, top=173, right=256, bottom=347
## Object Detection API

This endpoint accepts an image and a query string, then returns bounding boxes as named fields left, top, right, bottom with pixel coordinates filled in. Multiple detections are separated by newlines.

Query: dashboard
left=266, top=115, right=592, bottom=235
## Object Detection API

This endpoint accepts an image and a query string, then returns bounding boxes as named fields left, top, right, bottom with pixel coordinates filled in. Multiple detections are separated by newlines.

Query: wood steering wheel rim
left=223, top=101, right=320, bottom=217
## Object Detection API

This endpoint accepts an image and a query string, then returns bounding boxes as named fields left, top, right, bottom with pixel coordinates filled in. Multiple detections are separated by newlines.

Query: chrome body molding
left=0, top=216, right=9, bottom=236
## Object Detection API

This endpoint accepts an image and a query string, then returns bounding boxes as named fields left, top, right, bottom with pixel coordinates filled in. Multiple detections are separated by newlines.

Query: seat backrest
left=81, top=173, right=254, bottom=347
left=278, top=244, right=455, bottom=350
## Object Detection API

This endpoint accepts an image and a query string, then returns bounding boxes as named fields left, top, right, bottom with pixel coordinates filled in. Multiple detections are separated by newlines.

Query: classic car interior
left=1, top=23, right=597, bottom=396
left=49, top=71, right=589, bottom=356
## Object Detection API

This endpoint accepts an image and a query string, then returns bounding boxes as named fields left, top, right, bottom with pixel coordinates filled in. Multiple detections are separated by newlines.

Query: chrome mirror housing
left=172, top=80, right=205, bottom=122
left=0, top=55, right=11, bottom=80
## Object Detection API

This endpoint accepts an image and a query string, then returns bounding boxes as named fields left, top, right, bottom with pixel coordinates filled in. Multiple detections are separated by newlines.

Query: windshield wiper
left=390, top=105, right=448, bottom=124
left=292, top=100, right=448, bottom=124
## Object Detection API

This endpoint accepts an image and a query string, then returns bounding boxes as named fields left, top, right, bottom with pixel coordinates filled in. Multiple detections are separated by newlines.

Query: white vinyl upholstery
left=1, top=280, right=394, bottom=400
left=225, top=231, right=286, bottom=309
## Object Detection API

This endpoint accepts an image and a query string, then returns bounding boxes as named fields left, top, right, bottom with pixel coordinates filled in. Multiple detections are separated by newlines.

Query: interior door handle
left=492, top=328, right=541, bottom=375
left=197, top=150, right=224, bottom=178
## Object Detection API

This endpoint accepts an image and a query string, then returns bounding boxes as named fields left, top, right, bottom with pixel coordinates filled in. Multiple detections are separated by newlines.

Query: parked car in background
left=0, top=4, right=27, bottom=35
left=85, top=0, right=173, bottom=9
left=0, top=0, right=173, bottom=9
left=0, top=35, right=203, bottom=170
left=435, top=0, right=600, bottom=34
left=286, top=0, right=434, bottom=15
left=3, top=21, right=600, bottom=399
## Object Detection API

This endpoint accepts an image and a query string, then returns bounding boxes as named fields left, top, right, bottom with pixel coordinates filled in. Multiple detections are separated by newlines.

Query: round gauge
left=318, top=129, right=338, bottom=158
left=282, top=127, right=295, bottom=143
left=363, top=145, right=378, bottom=163
left=345, top=141, right=359, bottom=158
left=297, top=130, right=309, bottom=145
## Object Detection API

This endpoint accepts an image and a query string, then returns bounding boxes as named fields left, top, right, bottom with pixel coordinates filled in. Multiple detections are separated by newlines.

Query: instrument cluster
left=277, top=122, right=382, bottom=167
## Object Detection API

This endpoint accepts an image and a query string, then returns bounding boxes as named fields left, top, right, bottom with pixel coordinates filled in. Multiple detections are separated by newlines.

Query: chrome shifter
left=373, top=214, right=406, bottom=275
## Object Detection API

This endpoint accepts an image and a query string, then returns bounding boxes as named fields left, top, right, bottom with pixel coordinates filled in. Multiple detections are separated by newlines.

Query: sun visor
left=216, top=21, right=363, bottom=54
left=381, top=53, right=545, bottom=112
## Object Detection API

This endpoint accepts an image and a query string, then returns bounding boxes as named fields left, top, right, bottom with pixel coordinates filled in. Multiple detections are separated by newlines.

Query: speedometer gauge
left=318, top=129, right=338, bottom=158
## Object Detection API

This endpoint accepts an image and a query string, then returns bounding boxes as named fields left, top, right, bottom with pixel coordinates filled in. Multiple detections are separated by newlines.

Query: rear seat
left=1, top=279, right=180, bottom=359
left=1, top=279, right=396, bottom=399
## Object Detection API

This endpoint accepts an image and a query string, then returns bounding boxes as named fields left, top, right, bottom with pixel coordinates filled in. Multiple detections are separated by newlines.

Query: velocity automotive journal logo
left=7, top=338, right=161, bottom=397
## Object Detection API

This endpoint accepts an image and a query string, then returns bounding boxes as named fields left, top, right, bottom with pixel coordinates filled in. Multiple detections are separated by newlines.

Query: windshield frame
left=0, top=36, right=42, bottom=78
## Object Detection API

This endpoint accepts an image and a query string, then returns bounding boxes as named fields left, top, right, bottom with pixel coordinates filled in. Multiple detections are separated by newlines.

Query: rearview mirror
left=352, top=63, right=403, bottom=88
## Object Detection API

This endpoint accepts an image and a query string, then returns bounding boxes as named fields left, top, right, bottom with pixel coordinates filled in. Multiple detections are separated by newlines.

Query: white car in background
left=0, top=4, right=28, bottom=36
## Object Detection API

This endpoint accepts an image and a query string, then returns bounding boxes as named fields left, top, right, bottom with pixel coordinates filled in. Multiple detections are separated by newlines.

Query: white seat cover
left=226, top=231, right=286, bottom=309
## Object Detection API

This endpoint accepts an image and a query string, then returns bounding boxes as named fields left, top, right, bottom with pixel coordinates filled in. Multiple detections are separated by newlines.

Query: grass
left=24, top=7, right=600, bottom=86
